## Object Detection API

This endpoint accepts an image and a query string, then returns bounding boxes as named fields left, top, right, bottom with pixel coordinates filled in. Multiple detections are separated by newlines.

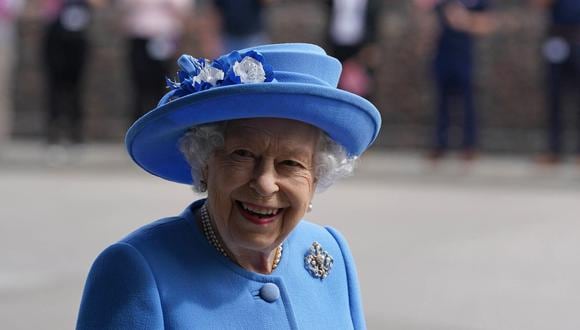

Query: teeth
left=241, top=202, right=278, bottom=216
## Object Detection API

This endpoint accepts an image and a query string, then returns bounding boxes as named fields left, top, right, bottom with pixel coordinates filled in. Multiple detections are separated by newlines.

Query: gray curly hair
left=179, top=122, right=356, bottom=193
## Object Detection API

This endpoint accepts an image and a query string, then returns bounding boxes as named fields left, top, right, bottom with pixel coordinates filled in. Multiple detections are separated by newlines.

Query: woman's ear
left=311, top=178, right=319, bottom=196
left=198, top=164, right=209, bottom=192
left=201, top=165, right=208, bottom=181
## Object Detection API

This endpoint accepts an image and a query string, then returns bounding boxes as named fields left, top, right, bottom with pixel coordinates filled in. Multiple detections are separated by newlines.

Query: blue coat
left=77, top=199, right=366, bottom=329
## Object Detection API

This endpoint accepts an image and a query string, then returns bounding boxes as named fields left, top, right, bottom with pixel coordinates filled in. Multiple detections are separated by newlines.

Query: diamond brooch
left=304, top=241, right=333, bottom=279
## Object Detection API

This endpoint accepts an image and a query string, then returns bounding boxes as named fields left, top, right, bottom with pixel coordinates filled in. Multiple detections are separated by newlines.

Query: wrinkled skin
left=204, top=118, right=320, bottom=274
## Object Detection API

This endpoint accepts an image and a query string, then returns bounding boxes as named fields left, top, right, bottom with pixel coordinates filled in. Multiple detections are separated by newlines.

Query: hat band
left=273, top=71, right=332, bottom=86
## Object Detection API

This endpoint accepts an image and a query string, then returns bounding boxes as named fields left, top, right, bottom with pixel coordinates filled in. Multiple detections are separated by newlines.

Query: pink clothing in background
left=40, top=0, right=64, bottom=22
left=119, top=0, right=193, bottom=39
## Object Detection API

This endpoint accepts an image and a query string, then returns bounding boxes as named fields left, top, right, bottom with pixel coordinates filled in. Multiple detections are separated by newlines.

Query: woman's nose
left=250, top=160, right=279, bottom=197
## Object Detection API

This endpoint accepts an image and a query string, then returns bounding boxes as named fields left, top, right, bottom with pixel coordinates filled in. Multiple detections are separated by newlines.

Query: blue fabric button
left=260, top=283, right=280, bottom=303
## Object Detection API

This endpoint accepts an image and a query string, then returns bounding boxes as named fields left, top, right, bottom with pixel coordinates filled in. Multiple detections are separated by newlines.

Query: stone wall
left=12, top=0, right=578, bottom=153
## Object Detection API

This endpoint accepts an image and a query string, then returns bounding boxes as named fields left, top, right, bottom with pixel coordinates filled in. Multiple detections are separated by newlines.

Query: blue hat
left=126, top=43, right=381, bottom=184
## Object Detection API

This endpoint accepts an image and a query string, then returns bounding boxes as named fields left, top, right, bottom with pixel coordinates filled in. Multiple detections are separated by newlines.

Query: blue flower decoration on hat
left=166, top=50, right=275, bottom=98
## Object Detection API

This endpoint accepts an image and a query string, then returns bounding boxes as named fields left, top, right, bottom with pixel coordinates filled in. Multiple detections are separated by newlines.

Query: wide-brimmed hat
left=126, top=43, right=381, bottom=184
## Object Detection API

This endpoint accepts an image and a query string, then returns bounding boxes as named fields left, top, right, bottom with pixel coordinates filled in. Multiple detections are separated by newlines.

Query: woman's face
left=205, top=118, right=319, bottom=256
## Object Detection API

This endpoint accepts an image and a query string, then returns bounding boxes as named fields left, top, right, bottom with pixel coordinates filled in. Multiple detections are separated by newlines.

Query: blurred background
left=1, top=0, right=580, bottom=329
left=6, top=0, right=579, bottom=154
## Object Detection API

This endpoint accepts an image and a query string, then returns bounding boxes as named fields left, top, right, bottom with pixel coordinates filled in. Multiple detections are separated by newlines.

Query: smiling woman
left=76, top=43, right=381, bottom=329
left=203, top=119, right=320, bottom=274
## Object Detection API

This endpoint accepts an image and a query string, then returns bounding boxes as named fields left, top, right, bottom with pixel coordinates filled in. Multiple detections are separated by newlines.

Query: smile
left=236, top=201, right=283, bottom=225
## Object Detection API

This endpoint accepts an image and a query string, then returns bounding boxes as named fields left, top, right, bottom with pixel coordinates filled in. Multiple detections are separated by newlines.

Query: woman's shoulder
left=83, top=207, right=205, bottom=283
left=91, top=207, right=200, bottom=267
left=121, top=215, right=189, bottom=246
left=293, top=219, right=347, bottom=239
left=118, top=201, right=201, bottom=249
left=290, top=220, right=353, bottom=258
left=77, top=217, right=189, bottom=330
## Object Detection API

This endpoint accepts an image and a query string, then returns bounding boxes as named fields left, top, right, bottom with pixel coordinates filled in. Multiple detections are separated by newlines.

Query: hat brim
left=126, top=82, right=381, bottom=184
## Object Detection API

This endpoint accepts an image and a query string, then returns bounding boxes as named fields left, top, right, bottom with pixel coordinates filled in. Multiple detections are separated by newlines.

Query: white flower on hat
left=233, top=56, right=267, bottom=83
left=194, top=65, right=225, bottom=86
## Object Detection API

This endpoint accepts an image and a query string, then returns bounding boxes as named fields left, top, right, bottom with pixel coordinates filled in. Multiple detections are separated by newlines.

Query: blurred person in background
left=324, top=0, right=382, bottom=99
left=0, top=0, right=23, bottom=147
left=415, top=0, right=494, bottom=162
left=210, top=0, right=275, bottom=54
left=532, top=0, right=580, bottom=165
left=116, top=0, right=194, bottom=123
left=42, top=0, right=92, bottom=146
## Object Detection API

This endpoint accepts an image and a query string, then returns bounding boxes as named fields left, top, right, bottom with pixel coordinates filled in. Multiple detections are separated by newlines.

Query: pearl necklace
left=200, top=202, right=283, bottom=270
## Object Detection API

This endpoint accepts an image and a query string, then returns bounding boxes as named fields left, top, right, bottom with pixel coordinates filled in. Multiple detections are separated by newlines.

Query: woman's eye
left=233, top=149, right=254, bottom=158
left=281, top=160, right=303, bottom=168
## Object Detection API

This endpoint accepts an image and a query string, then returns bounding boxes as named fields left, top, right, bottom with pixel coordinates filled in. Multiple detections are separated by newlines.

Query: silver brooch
left=304, top=241, right=333, bottom=279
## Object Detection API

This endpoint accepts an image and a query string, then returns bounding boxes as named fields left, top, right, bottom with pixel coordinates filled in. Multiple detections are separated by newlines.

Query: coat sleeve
left=325, top=226, right=367, bottom=330
left=76, top=242, right=164, bottom=330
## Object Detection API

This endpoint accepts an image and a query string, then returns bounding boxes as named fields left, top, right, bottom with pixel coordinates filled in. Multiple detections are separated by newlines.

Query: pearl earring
left=307, top=203, right=313, bottom=213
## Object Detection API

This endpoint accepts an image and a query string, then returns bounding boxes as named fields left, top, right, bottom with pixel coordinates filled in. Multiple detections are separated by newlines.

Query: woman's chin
left=233, top=235, right=279, bottom=254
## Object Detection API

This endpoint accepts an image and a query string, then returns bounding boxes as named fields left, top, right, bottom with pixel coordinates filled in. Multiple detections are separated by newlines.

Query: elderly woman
left=77, top=43, right=381, bottom=329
